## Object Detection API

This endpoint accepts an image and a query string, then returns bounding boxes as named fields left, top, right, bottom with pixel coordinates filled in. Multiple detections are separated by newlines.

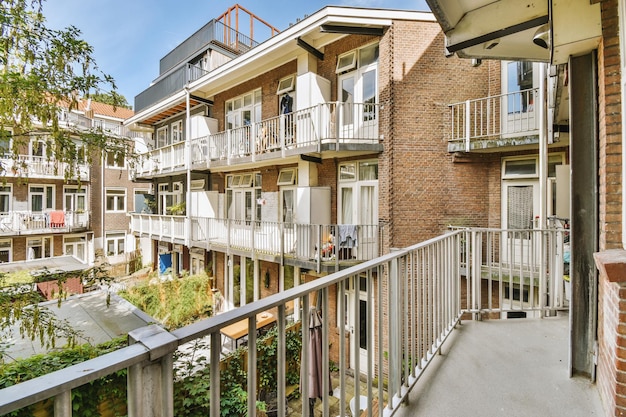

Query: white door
left=502, top=181, right=539, bottom=266
left=347, top=277, right=371, bottom=375
left=338, top=66, right=378, bottom=141
left=502, top=61, right=538, bottom=136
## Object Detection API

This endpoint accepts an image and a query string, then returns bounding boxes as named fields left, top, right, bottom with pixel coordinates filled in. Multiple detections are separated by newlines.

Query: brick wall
left=596, top=1, right=625, bottom=415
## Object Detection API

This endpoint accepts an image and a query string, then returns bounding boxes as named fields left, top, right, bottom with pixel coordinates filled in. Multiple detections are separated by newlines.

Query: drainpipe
left=538, top=63, right=548, bottom=230
left=185, top=87, right=191, bottom=249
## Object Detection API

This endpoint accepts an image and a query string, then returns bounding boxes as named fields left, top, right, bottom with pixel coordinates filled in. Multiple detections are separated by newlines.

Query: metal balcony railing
left=0, top=226, right=566, bottom=417
left=449, top=88, right=540, bottom=151
left=133, top=102, right=380, bottom=177
left=129, top=213, right=186, bottom=241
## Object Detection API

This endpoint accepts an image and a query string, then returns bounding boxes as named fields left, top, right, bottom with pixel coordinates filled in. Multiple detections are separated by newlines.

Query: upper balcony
left=135, top=20, right=260, bottom=113
left=0, top=226, right=600, bottom=417
left=0, top=210, right=90, bottom=236
left=0, top=155, right=90, bottom=181
left=129, top=214, right=379, bottom=272
left=132, top=102, right=381, bottom=179
left=447, top=88, right=542, bottom=153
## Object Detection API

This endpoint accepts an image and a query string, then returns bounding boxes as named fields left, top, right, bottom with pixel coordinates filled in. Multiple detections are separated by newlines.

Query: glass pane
left=505, top=159, right=536, bottom=176
left=359, top=162, right=378, bottom=180
left=341, top=187, right=353, bottom=223
left=359, top=44, right=379, bottom=67
left=46, top=187, right=53, bottom=209
left=0, top=250, right=9, bottom=263
left=341, top=77, right=354, bottom=125
left=32, top=195, right=43, bottom=212
left=362, top=69, right=377, bottom=121
left=340, top=164, right=356, bottom=181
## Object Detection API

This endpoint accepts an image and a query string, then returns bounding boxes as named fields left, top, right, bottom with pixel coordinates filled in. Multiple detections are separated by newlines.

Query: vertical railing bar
left=277, top=304, right=286, bottom=417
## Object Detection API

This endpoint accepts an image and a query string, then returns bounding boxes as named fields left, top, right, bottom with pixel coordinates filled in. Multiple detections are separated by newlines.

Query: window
left=134, top=189, right=154, bottom=213
left=171, top=120, right=183, bottom=143
left=338, top=160, right=378, bottom=226
left=225, top=89, right=262, bottom=130
left=27, top=236, right=52, bottom=260
left=157, top=126, right=168, bottom=148
left=159, top=182, right=183, bottom=214
left=64, top=235, right=87, bottom=262
left=226, top=172, right=261, bottom=222
left=276, top=75, right=295, bottom=95
left=336, top=51, right=357, bottom=73
left=64, top=187, right=86, bottom=212
left=277, top=168, right=296, bottom=186
left=504, top=61, right=537, bottom=113
left=30, top=138, right=48, bottom=157
left=0, top=130, right=12, bottom=156
left=29, top=185, right=54, bottom=212
left=105, top=150, right=125, bottom=168
left=106, top=232, right=126, bottom=256
left=0, top=239, right=11, bottom=263
left=0, top=186, right=11, bottom=213
left=106, top=188, right=126, bottom=212
left=502, top=155, right=564, bottom=179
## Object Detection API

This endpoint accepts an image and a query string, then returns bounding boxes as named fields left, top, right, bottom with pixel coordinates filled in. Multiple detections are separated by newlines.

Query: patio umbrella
left=302, top=307, right=329, bottom=416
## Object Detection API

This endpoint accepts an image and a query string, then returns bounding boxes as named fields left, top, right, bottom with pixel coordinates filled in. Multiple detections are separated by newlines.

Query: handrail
left=0, top=227, right=565, bottom=416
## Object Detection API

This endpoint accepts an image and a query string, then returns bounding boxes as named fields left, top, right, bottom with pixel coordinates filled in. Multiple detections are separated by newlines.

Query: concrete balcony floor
left=395, top=313, right=604, bottom=417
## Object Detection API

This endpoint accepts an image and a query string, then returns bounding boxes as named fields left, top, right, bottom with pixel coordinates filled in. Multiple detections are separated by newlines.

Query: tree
left=90, top=91, right=131, bottom=109
left=0, top=0, right=125, bottom=359
left=0, top=0, right=134, bottom=180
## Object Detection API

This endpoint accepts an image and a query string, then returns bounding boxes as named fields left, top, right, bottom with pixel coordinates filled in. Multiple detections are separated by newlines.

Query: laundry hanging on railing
left=49, top=211, right=65, bottom=227
left=338, top=224, right=358, bottom=248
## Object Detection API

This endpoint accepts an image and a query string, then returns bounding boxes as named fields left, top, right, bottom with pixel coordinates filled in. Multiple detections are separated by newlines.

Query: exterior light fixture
left=533, top=24, right=551, bottom=49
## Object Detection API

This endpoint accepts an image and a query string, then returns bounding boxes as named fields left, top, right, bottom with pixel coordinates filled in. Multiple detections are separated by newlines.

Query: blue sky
left=45, top=1, right=429, bottom=107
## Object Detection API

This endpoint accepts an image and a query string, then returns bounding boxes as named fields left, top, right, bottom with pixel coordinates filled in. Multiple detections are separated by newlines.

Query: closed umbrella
left=303, top=307, right=329, bottom=416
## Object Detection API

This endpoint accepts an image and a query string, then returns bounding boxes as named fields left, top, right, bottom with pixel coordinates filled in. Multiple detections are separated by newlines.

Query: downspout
left=538, top=63, right=548, bottom=229
left=185, top=87, right=192, bottom=249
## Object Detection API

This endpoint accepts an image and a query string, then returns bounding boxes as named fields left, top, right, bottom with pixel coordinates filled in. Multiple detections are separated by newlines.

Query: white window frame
left=63, top=234, right=87, bottom=262
left=502, top=154, right=565, bottom=180
left=106, top=188, right=127, bottom=212
left=105, top=232, right=126, bottom=256
left=336, top=51, right=357, bottom=73
left=27, top=236, right=52, bottom=260
left=0, top=238, right=12, bottom=263
left=64, top=186, right=87, bottom=212
left=171, top=120, right=183, bottom=143
left=277, top=168, right=296, bottom=186
left=157, top=126, right=168, bottom=148
left=276, top=74, right=296, bottom=95
left=105, top=150, right=125, bottom=168
left=225, top=89, right=262, bottom=130
left=28, top=185, right=54, bottom=212
left=0, top=185, right=12, bottom=213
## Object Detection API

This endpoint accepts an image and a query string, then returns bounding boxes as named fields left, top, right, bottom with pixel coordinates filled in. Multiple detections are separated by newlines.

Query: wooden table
left=221, top=311, right=276, bottom=350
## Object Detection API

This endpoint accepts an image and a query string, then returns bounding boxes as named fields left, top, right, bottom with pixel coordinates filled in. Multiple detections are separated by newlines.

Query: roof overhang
left=126, top=7, right=434, bottom=127
left=425, top=0, right=601, bottom=64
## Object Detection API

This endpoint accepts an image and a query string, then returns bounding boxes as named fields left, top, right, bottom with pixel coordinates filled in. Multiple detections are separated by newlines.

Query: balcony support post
left=185, top=87, right=192, bottom=248
left=465, top=99, right=471, bottom=152
left=389, top=256, right=402, bottom=404
left=127, top=325, right=177, bottom=417
left=54, top=390, right=71, bottom=417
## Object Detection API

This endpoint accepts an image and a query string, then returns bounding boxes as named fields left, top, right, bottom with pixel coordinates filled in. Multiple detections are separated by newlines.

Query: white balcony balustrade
left=134, top=102, right=381, bottom=178
left=0, top=210, right=89, bottom=235
left=449, top=88, right=539, bottom=152
left=0, top=155, right=90, bottom=181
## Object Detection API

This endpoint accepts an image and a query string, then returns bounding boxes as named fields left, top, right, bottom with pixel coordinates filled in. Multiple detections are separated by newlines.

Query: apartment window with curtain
left=0, top=239, right=11, bottom=263
left=29, top=185, right=54, bottom=212
left=27, top=236, right=52, bottom=260
left=105, top=150, right=125, bottom=168
left=106, top=232, right=126, bottom=256
left=0, top=186, right=11, bottom=213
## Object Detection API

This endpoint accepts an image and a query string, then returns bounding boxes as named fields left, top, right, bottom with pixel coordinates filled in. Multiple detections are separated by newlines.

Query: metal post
left=465, top=99, right=471, bottom=152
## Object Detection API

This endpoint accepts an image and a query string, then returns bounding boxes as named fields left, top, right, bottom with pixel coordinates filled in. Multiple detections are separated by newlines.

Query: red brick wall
left=37, top=277, right=83, bottom=300
left=596, top=1, right=625, bottom=415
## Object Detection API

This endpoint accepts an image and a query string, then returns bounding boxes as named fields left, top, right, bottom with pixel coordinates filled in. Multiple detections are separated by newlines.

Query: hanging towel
left=338, top=224, right=358, bottom=248
left=49, top=211, right=65, bottom=227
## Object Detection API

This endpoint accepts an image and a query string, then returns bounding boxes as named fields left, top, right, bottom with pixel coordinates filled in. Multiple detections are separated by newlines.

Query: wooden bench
left=360, top=398, right=379, bottom=417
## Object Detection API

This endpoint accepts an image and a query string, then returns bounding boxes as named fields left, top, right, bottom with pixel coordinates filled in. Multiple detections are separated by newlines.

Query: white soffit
left=552, top=0, right=601, bottom=65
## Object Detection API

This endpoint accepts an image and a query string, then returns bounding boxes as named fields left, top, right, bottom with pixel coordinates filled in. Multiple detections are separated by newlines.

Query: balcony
left=135, top=20, right=260, bottom=112
left=0, top=210, right=90, bottom=235
left=0, top=226, right=600, bottom=417
left=132, top=102, right=381, bottom=178
left=129, top=214, right=379, bottom=270
left=447, top=88, right=540, bottom=153
left=1, top=154, right=90, bottom=181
